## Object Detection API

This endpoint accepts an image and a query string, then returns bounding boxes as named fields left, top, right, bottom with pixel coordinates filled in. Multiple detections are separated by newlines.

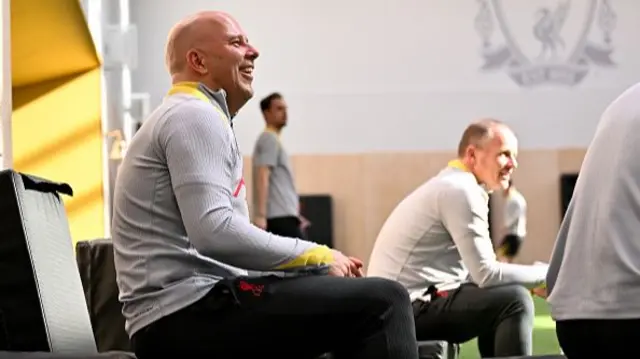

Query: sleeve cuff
left=274, top=245, right=335, bottom=270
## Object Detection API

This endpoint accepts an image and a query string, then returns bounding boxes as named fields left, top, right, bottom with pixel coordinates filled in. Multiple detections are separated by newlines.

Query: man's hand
left=299, top=215, right=311, bottom=231
left=253, top=216, right=267, bottom=230
left=328, top=250, right=365, bottom=278
left=531, top=286, right=547, bottom=299
left=348, top=256, right=364, bottom=277
left=327, top=250, right=351, bottom=277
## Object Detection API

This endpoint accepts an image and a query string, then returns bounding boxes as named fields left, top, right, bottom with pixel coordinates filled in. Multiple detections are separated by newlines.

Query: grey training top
left=111, top=85, right=318, bottom=336
left=367, top=165, right=547, bottom=299
left=252, top=130, right=299, bottom=219
left=547, top=82, right=640, bottom=321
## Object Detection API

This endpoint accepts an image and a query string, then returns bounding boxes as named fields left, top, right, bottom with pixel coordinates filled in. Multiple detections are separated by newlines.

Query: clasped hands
left=328, top=249, right=364, bottom=278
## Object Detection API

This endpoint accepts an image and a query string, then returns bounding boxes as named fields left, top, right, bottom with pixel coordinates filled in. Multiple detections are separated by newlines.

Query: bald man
left=111, top=11, right=418, bottom=359
left=367, top=120, right=548, bottom=358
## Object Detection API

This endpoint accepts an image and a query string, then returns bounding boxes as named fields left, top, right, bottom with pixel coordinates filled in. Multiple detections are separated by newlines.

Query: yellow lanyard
left=167, top=82, right=242, bottom=158
left=447, top=159, right=469, bottom=172
left=166, top=82, right=231, bottom=125
left=448, top=159, right=489, bottom=200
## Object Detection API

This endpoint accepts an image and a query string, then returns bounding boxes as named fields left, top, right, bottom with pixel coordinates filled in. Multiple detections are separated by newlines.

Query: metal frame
left=84, top=0, right=113, bottom=238
left=1, top=0, right=12, bottom=169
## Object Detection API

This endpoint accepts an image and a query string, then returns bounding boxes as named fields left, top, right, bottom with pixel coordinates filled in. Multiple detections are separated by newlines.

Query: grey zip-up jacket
left=111, top=85, right=320, bottom=336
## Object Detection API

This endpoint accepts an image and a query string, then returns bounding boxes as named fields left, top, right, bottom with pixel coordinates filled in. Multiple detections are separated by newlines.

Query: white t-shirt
left=503, top=189, right=527, bottom=237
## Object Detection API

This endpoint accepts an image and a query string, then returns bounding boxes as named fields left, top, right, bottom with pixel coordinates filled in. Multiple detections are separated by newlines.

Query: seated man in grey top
left=111, top=10, right=419, bottom=359
left=368, top=119, right=547, bottom=358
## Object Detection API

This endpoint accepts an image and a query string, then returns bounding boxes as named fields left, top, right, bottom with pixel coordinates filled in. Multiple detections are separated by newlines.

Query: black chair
left=76, top=239, right=131, bottom=353
left=0, top=170, right=135, bottom=358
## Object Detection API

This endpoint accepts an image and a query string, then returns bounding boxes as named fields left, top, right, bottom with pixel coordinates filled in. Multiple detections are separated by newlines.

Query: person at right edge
left=367, top=119, right=548, bottom=358
left=546, top=82, right=640, bottom=358
left=111, top=10, right=419, bottom=359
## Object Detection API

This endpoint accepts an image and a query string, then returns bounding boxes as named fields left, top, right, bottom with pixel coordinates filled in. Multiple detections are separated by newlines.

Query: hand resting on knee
left=328, top=249, right=364, bottom=278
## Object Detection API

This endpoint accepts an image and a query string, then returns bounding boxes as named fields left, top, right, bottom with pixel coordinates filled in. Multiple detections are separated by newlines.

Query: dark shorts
left=267, top=216, right=303, bottom=238
left=499, top=234, right=523, bottom=257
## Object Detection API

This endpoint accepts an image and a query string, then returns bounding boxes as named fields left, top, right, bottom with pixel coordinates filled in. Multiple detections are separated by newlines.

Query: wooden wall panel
left=243, top=148, right=587, bottom=267
left=508, top=150, right=561, bottom=264
left=359, top=152, right=452, bottom=267
left=558, top=148, right=586, bottom=173
left=292, top=155, right=366, bottom=257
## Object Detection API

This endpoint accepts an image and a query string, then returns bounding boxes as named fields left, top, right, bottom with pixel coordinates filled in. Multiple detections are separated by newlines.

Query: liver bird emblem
left=533, top=0, right=571, bottom=61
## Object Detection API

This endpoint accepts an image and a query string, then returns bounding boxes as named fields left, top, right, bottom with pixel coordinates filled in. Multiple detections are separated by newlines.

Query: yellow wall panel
left=11, top=0, right=99, bottom=87
left=12, top=68, right=104, bottom=242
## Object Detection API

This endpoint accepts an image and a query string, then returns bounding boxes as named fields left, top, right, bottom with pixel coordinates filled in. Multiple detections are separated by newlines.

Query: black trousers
left=131, top=275, right=419, bottom=359
left=267, top=215, right=304, bottom=238
left=413, top=284, right=535, bottom=358
left=556, top=319, right=640, bottom=358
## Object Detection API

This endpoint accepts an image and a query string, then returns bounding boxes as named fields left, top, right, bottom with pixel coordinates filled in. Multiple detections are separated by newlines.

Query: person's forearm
left=456, top=231, right=547, bottom=288
left=177, top=183, right=332, bottom=270
left=255, top=167, right=270, bottom=218
left=479, top=262, right=547, bottom=288
left=451, top=217, right=547, bottom=288
left=443, top=186, right=547, bottom=288
left=161, top=107, right=331, bottom=271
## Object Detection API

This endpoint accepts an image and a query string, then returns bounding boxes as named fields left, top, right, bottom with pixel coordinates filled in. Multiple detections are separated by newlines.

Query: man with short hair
left=111, top=10, right=418, bottom=359
left=368, top=119, right=547, bottom=358
left=252, top=92, right=307, bottom=238
left=498, top=179, right=527, bottom=263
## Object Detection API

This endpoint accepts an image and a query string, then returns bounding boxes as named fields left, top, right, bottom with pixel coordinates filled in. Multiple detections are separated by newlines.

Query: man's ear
left=465, top=145, right=476, bottom=163
left=187, top=49, right=208, bottom=75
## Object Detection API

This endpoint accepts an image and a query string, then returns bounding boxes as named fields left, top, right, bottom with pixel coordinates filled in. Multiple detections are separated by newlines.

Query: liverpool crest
left=474, top=0, right=617, bottom=87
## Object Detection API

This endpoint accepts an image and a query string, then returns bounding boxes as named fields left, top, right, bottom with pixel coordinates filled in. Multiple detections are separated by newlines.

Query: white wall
left=131, top=0, right=640, bottom=154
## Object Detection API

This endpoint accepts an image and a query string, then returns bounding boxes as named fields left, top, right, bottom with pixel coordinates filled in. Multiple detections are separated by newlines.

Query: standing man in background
left=252, top=92, right=308, bottom=238
left=498, top=179, right=527, bottom=263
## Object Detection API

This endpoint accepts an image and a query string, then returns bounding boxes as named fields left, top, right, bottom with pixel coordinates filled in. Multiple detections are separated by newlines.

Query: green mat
left=458, top=297, right=561, bottom=359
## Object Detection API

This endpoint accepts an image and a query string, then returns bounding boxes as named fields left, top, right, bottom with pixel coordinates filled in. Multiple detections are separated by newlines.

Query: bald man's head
left=164, top=14, right=196, bottom=74
left=165, top=11, right=222, bottom=75
left=164, top=11, right=260, bottom=113
left=457, top=119, right=506, bottom=157
left=457, top=119, right=518, bottom=190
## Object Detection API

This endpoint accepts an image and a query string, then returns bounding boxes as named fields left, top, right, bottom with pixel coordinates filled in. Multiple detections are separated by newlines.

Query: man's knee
left=497, top=285, right=535, bottom=319
left=358, top=277, right=412, bottom=313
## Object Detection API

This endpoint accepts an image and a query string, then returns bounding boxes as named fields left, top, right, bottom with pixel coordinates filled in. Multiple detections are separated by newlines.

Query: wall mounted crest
left=475, top=0, right=617, bottom=87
